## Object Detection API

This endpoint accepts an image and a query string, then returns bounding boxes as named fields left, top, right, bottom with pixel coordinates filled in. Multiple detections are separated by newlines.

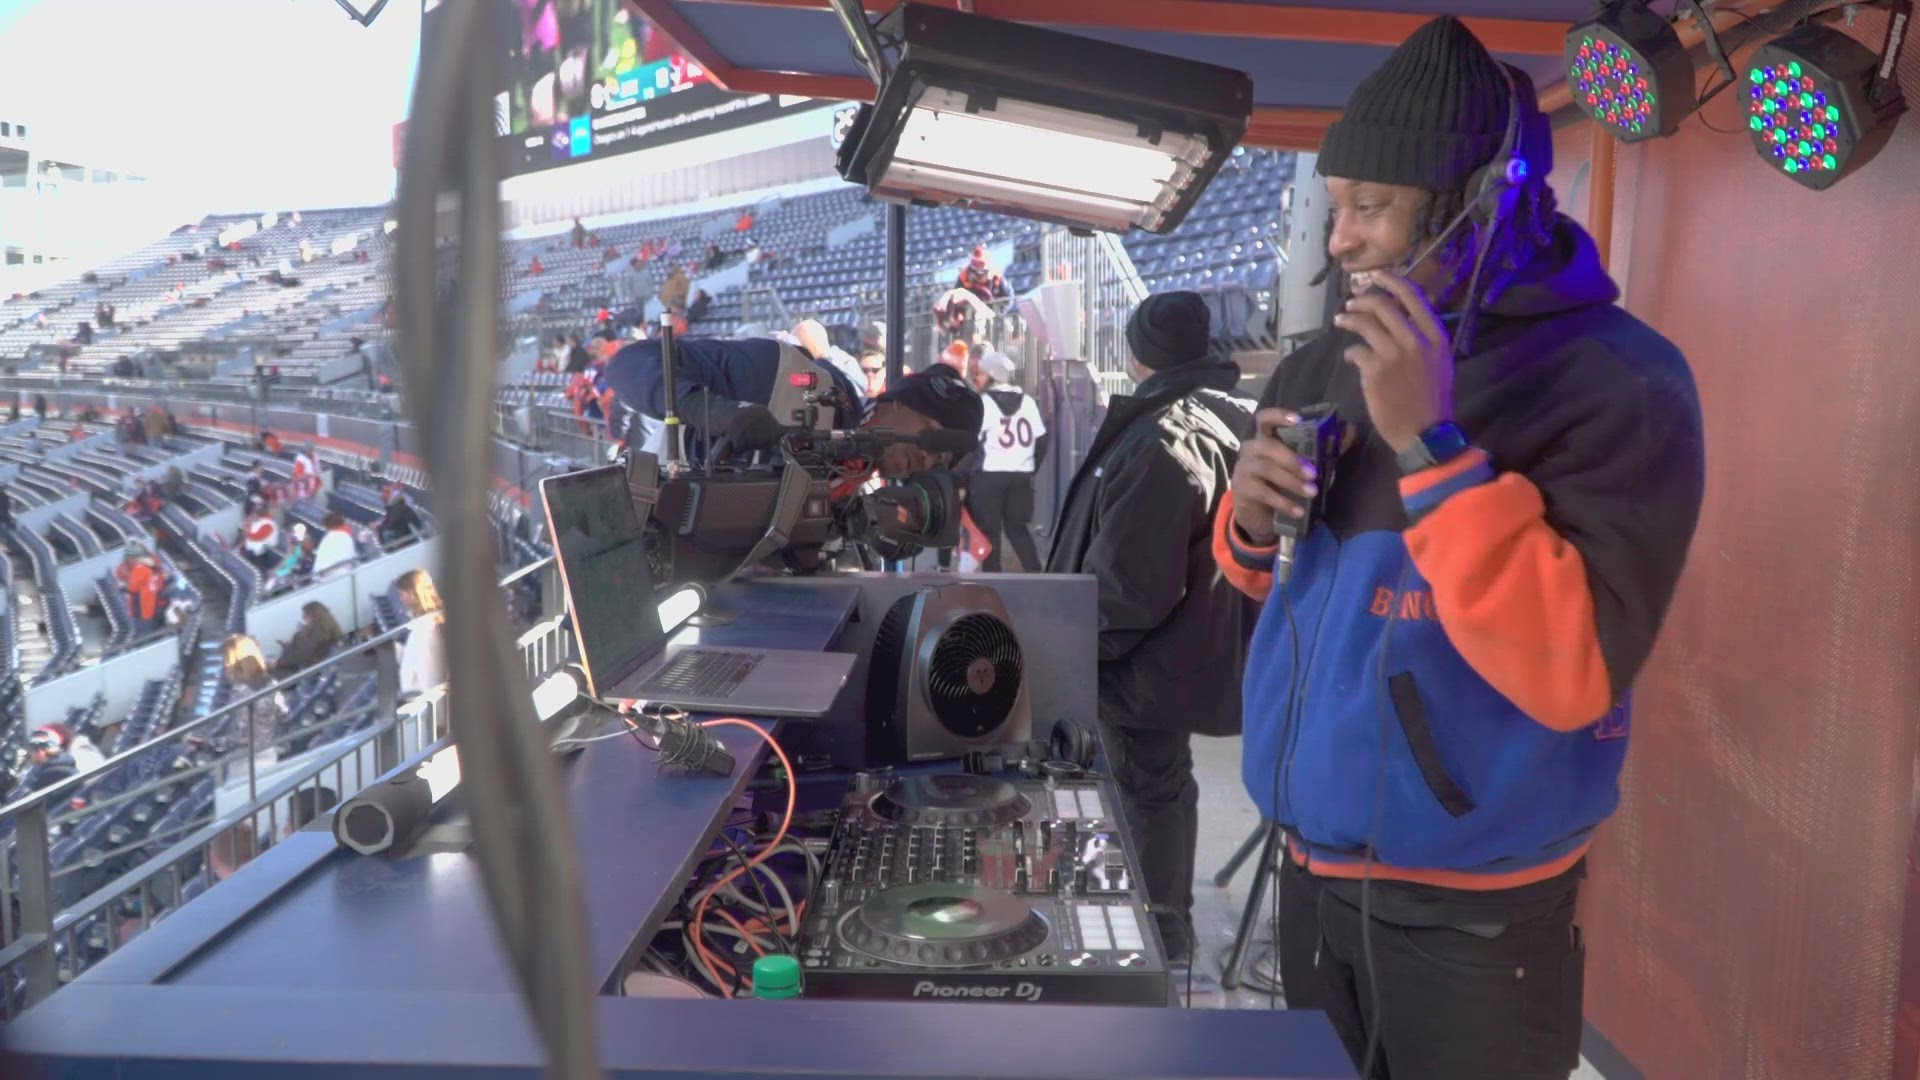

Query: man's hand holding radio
left=1334, top=272, right=1454, bottom=453
left=1230, top=408, right=1318, bottom=547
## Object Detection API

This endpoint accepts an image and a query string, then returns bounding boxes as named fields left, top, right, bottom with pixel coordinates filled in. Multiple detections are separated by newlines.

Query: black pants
left=1099, top=721, right=1198, bottom=962
left=1277, top=859, right=1585, bottom=1080
left=968, top=471, right=1042, bottom=572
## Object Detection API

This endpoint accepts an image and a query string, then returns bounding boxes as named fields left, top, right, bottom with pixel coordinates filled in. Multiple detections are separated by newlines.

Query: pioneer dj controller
left=797, top=772, right=1170, bottom=1006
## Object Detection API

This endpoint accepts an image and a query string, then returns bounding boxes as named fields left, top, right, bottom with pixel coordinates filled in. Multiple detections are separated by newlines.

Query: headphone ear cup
left=1049, top=718, right=1096, bottom=771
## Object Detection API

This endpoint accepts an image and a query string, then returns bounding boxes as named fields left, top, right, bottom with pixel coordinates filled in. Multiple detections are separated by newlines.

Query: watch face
left=1422, top=423, right=1469, bottom=460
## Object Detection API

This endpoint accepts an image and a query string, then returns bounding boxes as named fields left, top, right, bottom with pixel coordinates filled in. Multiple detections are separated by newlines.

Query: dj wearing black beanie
left=1217, top=17, right=1704, bottom=1079
left=1047, top=290, right=1255, bottom=967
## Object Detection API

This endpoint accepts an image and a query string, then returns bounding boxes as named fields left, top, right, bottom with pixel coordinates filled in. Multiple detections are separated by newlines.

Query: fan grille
left=926, top=612, right=1024, bottom=739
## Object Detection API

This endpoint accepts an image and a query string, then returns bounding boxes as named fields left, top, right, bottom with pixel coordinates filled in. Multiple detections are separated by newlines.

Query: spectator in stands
left=957, top=245, right=1008, bottom=304
left=394, top=569, right=448, bottom=696
left=241, top=505, right=281, bottom=573
left=528, top=255, right=544, bottom=275
left=936, top=287, right=993, bottom=339
left=120, top=546, right=167, bottom=633
left=273, top=601, right=345, bottom=678
left=222, top=635, right=285, bottom=765
left=938, top=340, right=969, bottom=375
left=1045, top=290, right=1254, bottom=965
left=143, top=408, right=167, bottom=443
left=310, top=513, right=357, bottom=579
left=162, top=465, right=185, bottom=502
left=660, top=266, right=691, bottom=320
left=74, top=320, right=94, bottom=345
left=32, top=392, right=46, bottom=420
left=24, top=729, right=79, bottom=788
left=244, top=463, right=269, bottom=510
left=735, top=211, right=754, bottom=232
left=559, top=333, right=588, bottom=374
left=273, top=523, right=316, bottom=583
left=969, top=352, right=1047, bottom=572
left=703, top=243, right=725, bottom=271
left=571, top=218, right=587, bottom=248
left=377, top=484, right=423, bottom=546
left=290, top=444, right=322, bottom=502
left=33, top=724, right=103, bottom=777
left=259, top=430, right=284, bottom=455
left=686, top=289, right=712, bottom=324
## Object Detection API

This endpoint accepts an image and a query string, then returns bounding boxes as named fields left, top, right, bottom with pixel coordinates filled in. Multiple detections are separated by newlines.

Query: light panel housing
left=837, top=4, right=1252, bottom=234
left=1745, top=24, right=1907, bottom=191
left=1565, top=1, right=1696, bottom=142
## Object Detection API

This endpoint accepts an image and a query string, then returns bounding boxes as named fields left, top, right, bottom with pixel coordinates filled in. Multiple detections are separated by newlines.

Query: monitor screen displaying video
left=422, top=0, right=809, bottom=178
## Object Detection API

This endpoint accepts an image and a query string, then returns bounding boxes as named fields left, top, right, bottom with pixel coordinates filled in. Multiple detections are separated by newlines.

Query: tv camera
left=618, top=327, right=974, bottom=586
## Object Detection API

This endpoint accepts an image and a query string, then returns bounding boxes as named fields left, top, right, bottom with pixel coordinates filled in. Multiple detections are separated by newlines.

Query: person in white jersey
left=968, top=352, right=1047, bottom=572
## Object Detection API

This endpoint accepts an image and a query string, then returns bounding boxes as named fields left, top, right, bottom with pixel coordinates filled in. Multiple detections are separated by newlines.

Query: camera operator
left=600, top=332, right=868, bottom=452
left=1214, top=18, right=1704, bottom=1077
left=1046, top=291, right=1254, bottom=966
left=863, top=364, right=982, bottom=481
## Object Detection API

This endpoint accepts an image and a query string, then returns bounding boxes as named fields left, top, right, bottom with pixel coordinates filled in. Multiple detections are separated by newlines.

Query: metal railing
left=0, top=554, right=568, bottom=1015
left=493, top=400, right=614, bottom=466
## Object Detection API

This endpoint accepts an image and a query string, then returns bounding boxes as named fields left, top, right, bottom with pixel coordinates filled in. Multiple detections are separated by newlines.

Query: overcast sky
left=0, top=0, right=420, bottom=210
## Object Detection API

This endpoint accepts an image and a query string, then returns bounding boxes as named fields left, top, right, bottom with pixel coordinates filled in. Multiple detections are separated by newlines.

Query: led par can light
left=1566, top=1, right=1697, bottom=142
left=1745, top=23, right=1908, bottom=190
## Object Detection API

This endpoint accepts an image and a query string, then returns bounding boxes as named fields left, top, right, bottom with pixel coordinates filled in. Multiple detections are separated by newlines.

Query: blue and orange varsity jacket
left=1217, top=217, right=1705, bottom=890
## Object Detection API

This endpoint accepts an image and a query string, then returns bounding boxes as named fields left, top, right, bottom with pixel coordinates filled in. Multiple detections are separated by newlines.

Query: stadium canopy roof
left=626, top=0, right=1596, bottom=150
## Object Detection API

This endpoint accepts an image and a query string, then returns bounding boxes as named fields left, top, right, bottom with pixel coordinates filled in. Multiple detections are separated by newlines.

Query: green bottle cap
left=751, top=954, right=802, bottom=999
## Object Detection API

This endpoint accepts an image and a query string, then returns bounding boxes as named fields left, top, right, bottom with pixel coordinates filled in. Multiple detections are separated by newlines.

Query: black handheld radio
left=1270, top=403, right=1345, bottom=584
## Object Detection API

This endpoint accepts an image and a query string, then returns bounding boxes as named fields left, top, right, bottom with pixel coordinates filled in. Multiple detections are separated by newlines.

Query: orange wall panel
left=1578, top=11, right=1920, bottom=1078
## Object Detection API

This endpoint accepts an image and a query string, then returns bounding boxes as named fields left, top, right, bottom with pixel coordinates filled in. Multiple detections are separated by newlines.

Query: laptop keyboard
left=639, top=651, right=764, bottom=699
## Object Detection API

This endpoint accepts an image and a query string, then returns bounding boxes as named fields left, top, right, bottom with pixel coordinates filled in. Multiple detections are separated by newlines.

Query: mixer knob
left=1067, top=952, right=1099, bottom=968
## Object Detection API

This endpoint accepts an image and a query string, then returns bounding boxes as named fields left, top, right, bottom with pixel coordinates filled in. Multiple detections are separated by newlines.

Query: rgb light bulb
left=1744, top=24, right=1907, bottom=191
left=1564, top=3, right=1697, bottom=144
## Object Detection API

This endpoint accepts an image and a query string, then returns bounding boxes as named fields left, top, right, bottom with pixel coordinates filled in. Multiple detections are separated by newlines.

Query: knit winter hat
left=1126, top=292, right=1212, bottom=371
left=875, top=365, right=983, bottom=433
left=1319, top=15, right=1546, bottom=191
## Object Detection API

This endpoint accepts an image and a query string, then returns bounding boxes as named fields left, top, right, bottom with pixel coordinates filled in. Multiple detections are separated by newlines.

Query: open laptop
left=539, top=465, right=855, bottom=717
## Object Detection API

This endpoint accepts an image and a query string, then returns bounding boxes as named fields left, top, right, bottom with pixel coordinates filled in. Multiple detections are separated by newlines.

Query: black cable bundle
left=394, top=4, right=602, bottom=1076
left=631, top=706, right=735, bottom=777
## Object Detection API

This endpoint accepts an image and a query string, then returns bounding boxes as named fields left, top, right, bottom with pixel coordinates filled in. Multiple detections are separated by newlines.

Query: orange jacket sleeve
left=1211, top=489, right=1276, bottom=601
left=1400, top=449, right=1612, bottom=731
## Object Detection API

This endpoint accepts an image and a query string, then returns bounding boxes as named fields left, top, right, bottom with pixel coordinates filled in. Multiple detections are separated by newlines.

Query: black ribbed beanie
left=1319, top=16, right=1540, bottom=190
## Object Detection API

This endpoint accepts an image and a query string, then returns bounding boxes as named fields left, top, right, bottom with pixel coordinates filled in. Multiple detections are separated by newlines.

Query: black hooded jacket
left=1046, top=359, right=1256, bottom=736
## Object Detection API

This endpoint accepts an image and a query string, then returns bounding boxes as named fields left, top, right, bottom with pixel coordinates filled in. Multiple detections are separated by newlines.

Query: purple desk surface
left=11, top=578, right=1354, bottom=1079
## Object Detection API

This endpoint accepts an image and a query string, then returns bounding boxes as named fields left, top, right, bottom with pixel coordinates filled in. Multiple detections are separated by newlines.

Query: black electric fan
left=867, top=583, right=1033, bottom=763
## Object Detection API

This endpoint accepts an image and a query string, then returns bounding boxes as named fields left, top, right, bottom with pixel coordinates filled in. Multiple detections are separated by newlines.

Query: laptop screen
left=540, top=465, right=666, bottom=697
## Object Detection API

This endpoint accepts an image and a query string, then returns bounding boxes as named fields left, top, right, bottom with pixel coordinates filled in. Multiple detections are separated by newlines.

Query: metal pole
left=885, top=203, right=907, bottom=386
left=14, top=802, right=57, bottom=1006
left=373, top=634, right=402, bottom=774
left=1277, top=152, right=1332, bottom=341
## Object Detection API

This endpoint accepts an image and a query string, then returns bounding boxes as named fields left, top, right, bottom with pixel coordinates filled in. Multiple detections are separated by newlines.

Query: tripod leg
left=1211, top=822, right=1269, bottom=888
left=1218, top=824, right=1281, bottom=992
